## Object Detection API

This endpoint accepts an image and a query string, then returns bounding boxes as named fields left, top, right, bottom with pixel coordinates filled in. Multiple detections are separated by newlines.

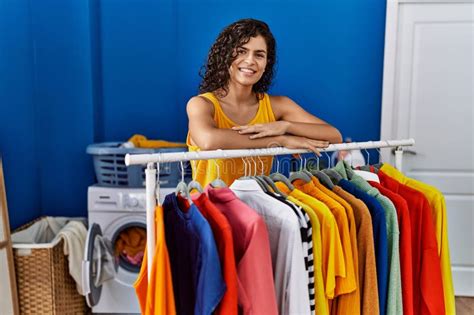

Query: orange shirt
left=293, top=179, right=357, bottom=298
left=134, top=206, right=176, bottom=315
left=332, top=186, right=380, bottom=315
left=311, top=178, right=361, bottom=315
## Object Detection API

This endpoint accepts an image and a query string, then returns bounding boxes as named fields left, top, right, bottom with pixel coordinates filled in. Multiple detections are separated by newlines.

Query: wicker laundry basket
left=12, top=218, right=88, bottom=314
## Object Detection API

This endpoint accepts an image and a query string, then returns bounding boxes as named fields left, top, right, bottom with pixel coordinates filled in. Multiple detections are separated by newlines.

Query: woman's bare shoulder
left=186, top=95, right=215, bottom=116
left=268, top=95, right=299, bottom=118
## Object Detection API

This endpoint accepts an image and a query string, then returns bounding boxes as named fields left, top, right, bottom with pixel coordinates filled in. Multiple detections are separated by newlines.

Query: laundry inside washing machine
left=113, top=224, right=147, bottom=273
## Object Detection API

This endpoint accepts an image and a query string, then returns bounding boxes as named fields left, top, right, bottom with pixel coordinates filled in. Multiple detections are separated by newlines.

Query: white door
left=380, top=0, right=474, bottom=296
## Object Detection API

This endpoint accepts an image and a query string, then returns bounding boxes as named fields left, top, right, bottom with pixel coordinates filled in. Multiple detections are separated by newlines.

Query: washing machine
left=82, top=185, right=174, bottom=314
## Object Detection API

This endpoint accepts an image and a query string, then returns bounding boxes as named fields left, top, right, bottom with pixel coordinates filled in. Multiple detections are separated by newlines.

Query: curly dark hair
left=199, top=18, right=276, bottom=98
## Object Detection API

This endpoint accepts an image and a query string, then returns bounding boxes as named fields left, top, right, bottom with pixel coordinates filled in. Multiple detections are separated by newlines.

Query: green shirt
left=334, top=161, right=403, bottom=315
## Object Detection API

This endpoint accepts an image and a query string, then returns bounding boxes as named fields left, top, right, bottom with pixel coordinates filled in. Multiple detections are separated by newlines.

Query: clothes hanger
left=307, top=151, right=334, bottom=189
left=289, top=154, right=313, bottom=183
left=175, top=160, right=193, bottom=203
left=322, top=168, right=343, bottom=185
left=269, top=155, right=295, bottom=191
left=239, top=156, right=251, bottom=180
left=249, top=155, right=267, bottom=191
left=324, top=151, right=332, bottom=169
left=186, top=157, right=203, bottom=194
left=353, top=147, right=380, bottom=182
left=255, top=155, right=287, bottom=196
left=244, top=155, right=267, bottom=191
left=209, top=159, right=227, bottom=188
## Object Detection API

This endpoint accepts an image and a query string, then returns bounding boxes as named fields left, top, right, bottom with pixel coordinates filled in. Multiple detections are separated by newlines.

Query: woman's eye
left=238, top=49, right=246, bottom=55
left=256, top=54, right=264, bottom=59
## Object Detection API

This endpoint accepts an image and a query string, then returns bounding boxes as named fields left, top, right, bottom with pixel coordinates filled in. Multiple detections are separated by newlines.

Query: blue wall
left=1, top=0, right=386, bottom=229
left=0, top=0, right=41, bottom=228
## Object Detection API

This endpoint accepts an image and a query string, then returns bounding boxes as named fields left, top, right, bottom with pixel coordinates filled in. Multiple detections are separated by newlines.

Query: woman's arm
left=234, top=96, right=343, bottom=143
left=187, top=96, right=329, bottom=154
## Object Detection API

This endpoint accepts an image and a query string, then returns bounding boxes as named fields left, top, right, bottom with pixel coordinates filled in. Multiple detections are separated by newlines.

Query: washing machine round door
left=82, top=223, right=117, bottom=308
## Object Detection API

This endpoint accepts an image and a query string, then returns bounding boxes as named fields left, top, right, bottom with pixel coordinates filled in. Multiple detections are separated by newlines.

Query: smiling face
left=228, top=35, right=268, bottom=88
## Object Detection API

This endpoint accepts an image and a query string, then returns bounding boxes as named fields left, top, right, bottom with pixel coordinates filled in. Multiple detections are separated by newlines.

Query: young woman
left=187, top=18, right=342, bottom=186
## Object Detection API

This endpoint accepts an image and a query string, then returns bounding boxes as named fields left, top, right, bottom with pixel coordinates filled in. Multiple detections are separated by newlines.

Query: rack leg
left=145, top=163, right=157, bottom=281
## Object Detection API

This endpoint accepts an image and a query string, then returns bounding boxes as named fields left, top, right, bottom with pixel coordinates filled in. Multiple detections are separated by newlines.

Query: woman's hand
left=232, top=121, right=290, bottom=139
left=279, top=135, right=329, bottom=156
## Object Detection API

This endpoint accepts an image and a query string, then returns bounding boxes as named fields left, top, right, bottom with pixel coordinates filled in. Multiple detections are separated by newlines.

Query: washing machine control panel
left=88, top=186, right=175, bottom=212
left=123, top=194, right=145, bottom=210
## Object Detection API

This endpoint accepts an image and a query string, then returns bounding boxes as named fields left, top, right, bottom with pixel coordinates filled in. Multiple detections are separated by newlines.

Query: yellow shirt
left=276, top=183, right=345, bottom=300
left=134, top=206, right=176, bottom=315
left=293, top=179, right=357, bottom=298
left=286, top=195, right=328, bottom=315
left=380, top=163, right=455, bottom=315
left=186, top=92, right=276, bottom=187
left=311, top=177, right=361, bottom=315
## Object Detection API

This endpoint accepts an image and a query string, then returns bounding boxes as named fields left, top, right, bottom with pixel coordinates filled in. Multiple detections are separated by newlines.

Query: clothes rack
left=125, top=138, right=415, bottom=280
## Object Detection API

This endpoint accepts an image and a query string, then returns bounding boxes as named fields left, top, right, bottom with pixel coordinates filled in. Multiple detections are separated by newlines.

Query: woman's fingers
left=233, top=125, right=260, bottom=134
left=249, top=132, right=269, bottom=139
left=309, top=139, right=329, bottom=148
left=231, top=125, right=247, bottom=131
left=307, top=145, right=321, bottom=156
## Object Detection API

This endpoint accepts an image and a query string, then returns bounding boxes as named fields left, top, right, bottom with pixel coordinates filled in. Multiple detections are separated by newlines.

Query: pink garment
left=124, top=251, right=144, bottom=265
left=207, top=187, right=278, bottom=315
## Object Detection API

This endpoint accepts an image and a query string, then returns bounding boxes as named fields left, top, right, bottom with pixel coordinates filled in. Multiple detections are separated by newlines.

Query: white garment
left=353, top=170, right=380, bottom=183
left=230, top=179, right=311, bottom=315
left=52, top=221, right=87, bottom=295
left=331, top=149, right=366, bottom=168
left=11, top=216, right=80, bottom=244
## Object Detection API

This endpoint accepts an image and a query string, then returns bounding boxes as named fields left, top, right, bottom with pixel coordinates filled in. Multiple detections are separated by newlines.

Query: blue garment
left=163, top=193, right=226, bottom=315
left=338, top=179, right=389, bottom=315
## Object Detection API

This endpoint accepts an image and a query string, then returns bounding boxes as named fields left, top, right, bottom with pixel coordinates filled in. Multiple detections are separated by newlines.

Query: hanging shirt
left=311, top=177, right=361, bottom=315
left=378, top=171, right=445, bottom=315
left=269, top=192, right=316, bottom=313
left=292, top=179, right=357, bottom=300
left=285, top=193, right=328, bottom=315
left=187, top=92, right=276, bottom=187
left=380, top=163, right=455, bottom=315
left=230, top=179, right=311, bottom=315
left=163, top=193, right=226, bottom=315
left=332, top=185, right=380, bottom=315
left=207, top=187, right=278, bottom=315
left=334, top=162, right=402, bottom=315
left=275, top=183, right=345, bottom=303
left=369, top=181, right=414, bottom=315
left=134, top=206, right=176, bottom=315
left=337, top=179, right=388, bottom=315
left=191, top=193, right=238, bottom=315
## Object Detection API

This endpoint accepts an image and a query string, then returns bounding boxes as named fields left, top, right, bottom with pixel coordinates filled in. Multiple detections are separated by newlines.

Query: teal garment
left=334, top=161, right=403, bottom=315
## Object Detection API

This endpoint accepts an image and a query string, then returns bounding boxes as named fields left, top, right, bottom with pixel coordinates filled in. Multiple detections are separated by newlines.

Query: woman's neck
left=218, top=82, right=257, bottom=107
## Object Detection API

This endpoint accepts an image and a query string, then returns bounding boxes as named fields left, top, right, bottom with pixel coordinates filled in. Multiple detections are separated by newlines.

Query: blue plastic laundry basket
left=86, top=142, right=189, bottom=188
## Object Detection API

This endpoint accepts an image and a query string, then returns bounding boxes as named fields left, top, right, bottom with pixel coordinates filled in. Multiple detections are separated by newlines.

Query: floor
left=456, top=297, right=474, bottom=315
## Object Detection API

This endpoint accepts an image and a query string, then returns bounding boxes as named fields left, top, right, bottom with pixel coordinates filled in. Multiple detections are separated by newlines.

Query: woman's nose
left=244, top=54, right=256, bottom=65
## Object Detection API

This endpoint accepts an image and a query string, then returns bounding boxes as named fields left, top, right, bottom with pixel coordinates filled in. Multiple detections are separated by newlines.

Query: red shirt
left=378, top=171, right=445, bottom=315
left=369, top=181, right=414, bottom=315
left=191, top=193, right=239, bottom=315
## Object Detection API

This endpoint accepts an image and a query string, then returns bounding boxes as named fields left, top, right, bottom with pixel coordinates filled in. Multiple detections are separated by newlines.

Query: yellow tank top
left=186, top=92, right=276, bottom=187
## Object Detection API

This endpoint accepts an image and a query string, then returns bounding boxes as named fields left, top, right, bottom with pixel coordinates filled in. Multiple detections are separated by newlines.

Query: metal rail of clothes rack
left=125, top=138, right=415, bottom=279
